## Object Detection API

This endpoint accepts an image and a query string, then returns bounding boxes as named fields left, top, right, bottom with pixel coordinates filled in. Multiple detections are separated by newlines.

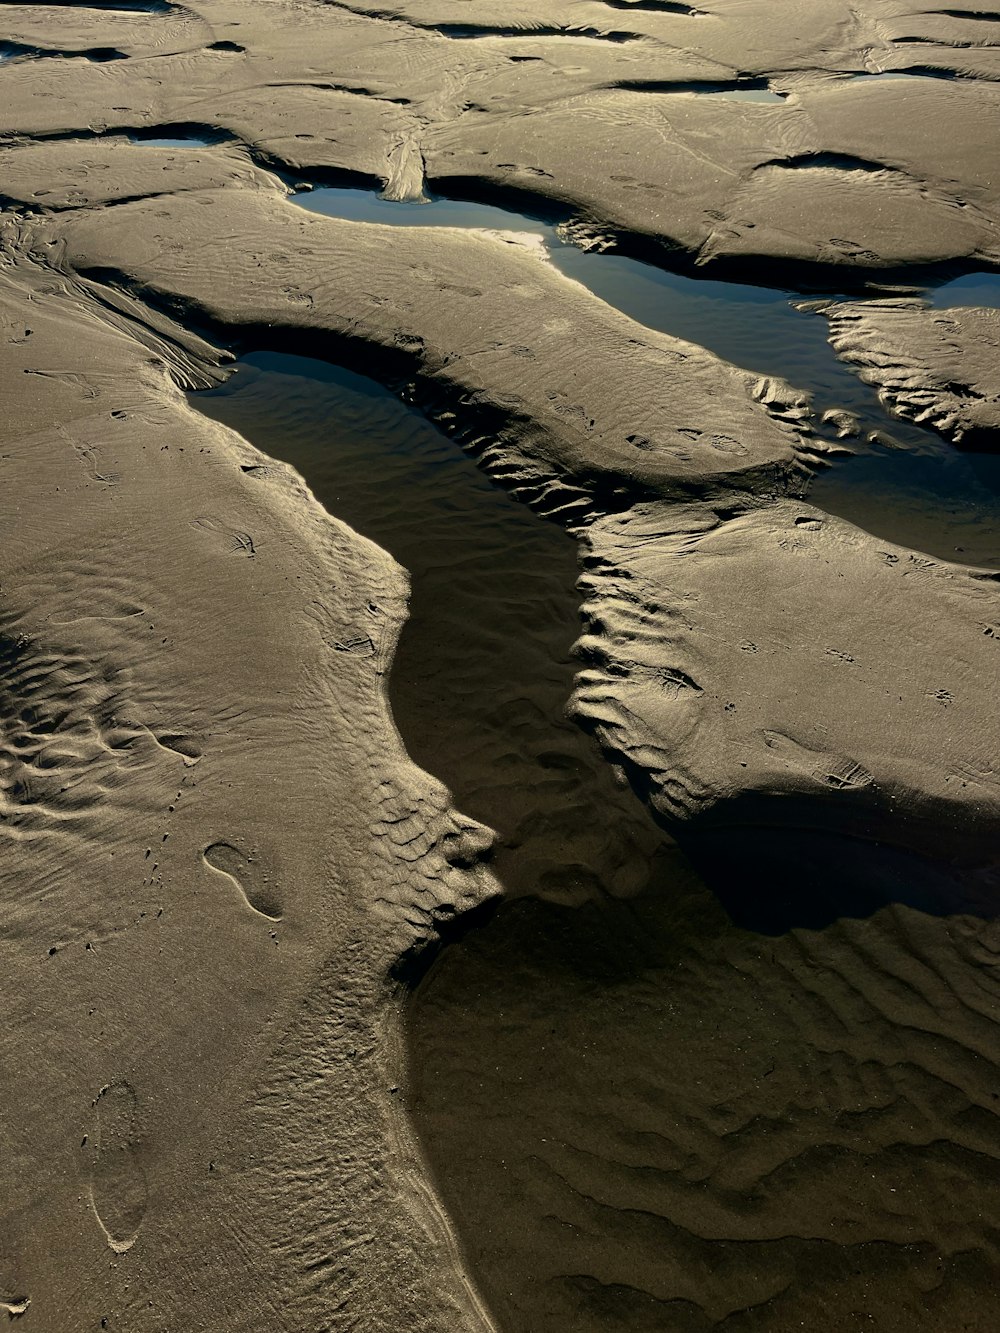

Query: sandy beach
left=2, top=2, right=1000, bottom=1329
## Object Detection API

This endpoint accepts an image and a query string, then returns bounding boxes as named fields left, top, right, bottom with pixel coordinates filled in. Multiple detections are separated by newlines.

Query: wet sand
left=2, top=1, right=1000, bottom=1330
left=193, top=352, right=1000, bottom=1333
left=295, top=183, right=1000, bottom=565
left=411, top=887, right=1000, bottom=1332
left=193, top=352, right=669, bottom=908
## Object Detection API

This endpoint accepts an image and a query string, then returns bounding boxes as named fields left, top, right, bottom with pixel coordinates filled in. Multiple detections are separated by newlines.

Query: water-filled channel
left=293, top=183, right=1000, bottom=567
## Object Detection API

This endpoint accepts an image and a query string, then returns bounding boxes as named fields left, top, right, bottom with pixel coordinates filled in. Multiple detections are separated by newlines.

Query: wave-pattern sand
left=2, top=0, right=1000, bottom=1329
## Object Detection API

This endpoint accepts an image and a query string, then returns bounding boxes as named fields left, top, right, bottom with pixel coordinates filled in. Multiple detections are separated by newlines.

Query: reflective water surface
left=294, top=184, right=1000, bottom=565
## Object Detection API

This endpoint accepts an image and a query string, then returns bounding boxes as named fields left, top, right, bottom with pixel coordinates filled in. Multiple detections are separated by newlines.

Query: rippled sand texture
left=2, top=1, right=1000, bottom=1330
left=412, top=887, right=1000, bottom=1332
left=193, top=355, right=671, bottom=910
left=0, top=262, right=499, bottom=1331
left=821, top=298, right=1000, bottom=449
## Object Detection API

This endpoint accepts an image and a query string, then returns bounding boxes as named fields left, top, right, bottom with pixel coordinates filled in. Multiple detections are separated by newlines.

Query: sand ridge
left=38, top=181, right=811, bottom=502
left=0, top=257, right=500, bottom=1330
left=573, top=498, right=1000, bottom=872
left=821, top=297, right=1000, bottom=449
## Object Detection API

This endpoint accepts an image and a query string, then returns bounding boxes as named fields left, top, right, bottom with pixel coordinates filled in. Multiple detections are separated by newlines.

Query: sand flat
left=0, top=259, right=499, bottom=1330
left=3, top=0, right=1000, bottom=1328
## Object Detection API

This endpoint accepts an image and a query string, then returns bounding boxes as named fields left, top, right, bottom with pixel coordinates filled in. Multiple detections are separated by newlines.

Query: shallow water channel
left=294, top=183, right=1000, bottom=567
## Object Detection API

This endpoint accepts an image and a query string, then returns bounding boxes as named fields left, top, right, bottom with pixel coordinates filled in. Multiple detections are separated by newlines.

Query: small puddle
left=126, top=131, right=222, bottom=148
left=434, top=24, right=638, bottom=42
left=843, top=70, right=995, bottom=87
left=85, top=0, right=177, bottom=11
left=295, top=186, right=544, bottom=232
left=295, top=184, right=1000, bottom=566
left=846, top=70, right=929, bottom=81
left=33, top=0, right=177, bottom=10
left=635, top=82, right=787, bottom=102
left=691, top=86, right=786, bottom=101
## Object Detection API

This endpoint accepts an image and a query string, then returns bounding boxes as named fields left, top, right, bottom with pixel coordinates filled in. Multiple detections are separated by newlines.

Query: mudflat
left=2, top=2, right=999, bottom=1330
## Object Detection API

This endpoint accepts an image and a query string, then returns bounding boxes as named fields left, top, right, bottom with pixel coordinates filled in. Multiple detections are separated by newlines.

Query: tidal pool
left=126, top=130, right=224, bottom=148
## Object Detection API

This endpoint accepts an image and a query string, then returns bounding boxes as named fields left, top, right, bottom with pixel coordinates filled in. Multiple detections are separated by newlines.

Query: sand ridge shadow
left=681, top=821, right=1000, bottom=934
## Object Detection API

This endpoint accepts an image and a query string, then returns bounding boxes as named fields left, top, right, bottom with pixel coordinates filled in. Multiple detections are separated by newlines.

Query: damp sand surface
left=296, top=186, right=1000, bottom=566
left=190, top=352, right=1000, bottom=1333
left=407, top=869, right=1000, bottom=1333
left=192, top=352, right=672, bottom=907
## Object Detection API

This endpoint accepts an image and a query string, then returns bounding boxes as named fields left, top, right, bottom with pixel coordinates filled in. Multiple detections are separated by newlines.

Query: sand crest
left=822, top=298, right=1000, bottom=450
left=574, top=498, right=1000, bottom=877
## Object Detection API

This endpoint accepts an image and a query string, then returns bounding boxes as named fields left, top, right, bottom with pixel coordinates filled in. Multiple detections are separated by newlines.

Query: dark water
left=652, top=85, right=788, bottom=101
left=930, top=270, right=1000, bottom=308
left=295, top=185, right=1000, bottom=566
left=81, top=0, right=176, bottom=11
left=10, top=0, right=177, bottom=10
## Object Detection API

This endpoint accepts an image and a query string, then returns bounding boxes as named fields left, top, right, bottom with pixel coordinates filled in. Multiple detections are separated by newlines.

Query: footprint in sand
left=149, top=729, right=202, bottom=766
left=203, top=841, right=281, bottom=920
left=190, top=515, right=255, bottom=557
left=762, top=729, right=875, bottom=791
left=85, top=1080, right=147, bottom=1256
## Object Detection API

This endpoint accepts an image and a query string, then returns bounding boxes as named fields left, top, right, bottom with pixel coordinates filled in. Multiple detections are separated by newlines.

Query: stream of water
left=192, top=353, right=674, bottom=909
